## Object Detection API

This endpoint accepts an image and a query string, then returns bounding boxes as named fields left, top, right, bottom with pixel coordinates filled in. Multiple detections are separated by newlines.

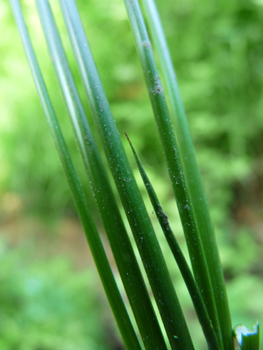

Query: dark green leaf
left=59, top=0, right=194, bottom=348
left=125, top=132, right=221, bottom=350
left=140, top=1, right=234, bottom=348
left=123, top=0, right=225, bottom=347
left=10, top=1, right=141, bottom=349
left=35, top=1, right=167, bottom=348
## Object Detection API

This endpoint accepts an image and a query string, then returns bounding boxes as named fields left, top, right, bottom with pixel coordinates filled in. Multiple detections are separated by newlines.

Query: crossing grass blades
left=11, top=0, right=260, bottom=349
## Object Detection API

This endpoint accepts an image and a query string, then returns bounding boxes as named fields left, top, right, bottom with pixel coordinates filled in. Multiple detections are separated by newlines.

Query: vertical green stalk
left=123, top=0, right=223, bottom=347
left=35, top=1, right=167, bottom=348
left=140, top=0, right=233, bottom=349
left=60, top=0, right=195, bottom=349
left=125, top=132, right=221, bottom=350
left=10, top=1, right=141, bottom=349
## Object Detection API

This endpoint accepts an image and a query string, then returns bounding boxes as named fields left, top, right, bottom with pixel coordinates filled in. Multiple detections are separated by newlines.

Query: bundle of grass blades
left=11, top=0, right=260, bottom=349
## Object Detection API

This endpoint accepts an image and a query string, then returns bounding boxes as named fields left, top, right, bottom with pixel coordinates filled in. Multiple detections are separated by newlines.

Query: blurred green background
left=0, top=0, right=263, bottom=348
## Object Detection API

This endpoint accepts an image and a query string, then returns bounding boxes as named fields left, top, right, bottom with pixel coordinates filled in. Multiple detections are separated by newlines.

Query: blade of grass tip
left=140, top=0, right=233, bottom=349
left=125, top=132, right=221, bottom=350
left=35, top=1, right=167, bottom=348
left=10, top=2, right=141, bottom=349
left=59, top=1, right=194, bottom=349
left=123, top=0, right=223, bottom=347
left=234, top=323, right=260, bottom=350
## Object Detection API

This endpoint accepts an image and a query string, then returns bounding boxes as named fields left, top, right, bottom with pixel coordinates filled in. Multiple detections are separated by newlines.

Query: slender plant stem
left=125, top=132, right=221, bottom=350
left=123, top=0, right=223, bottom=347
left=10, top=1, right=142, bottom=349
left=35, top=1, right=167, bottom=348
left=140, top=0, right=234, bottom=349
left=59, top=0, right=195, bottom=349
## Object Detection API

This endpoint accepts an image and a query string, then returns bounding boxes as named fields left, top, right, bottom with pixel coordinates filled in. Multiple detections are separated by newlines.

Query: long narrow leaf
left=123, top=0, right=223, bottom=347
left=125, top=132, right=221, bottom=350
left=140, top=1, right=233, bottom=349
left=35, top=1, right=167, bottom=348
left=10, top=2, right=141, bottom=349
left=59, top=0, right=194, bottom=349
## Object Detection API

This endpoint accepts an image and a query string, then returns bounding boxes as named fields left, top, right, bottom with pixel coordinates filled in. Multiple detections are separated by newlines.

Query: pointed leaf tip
left=234, top=322, right=260, bottom=350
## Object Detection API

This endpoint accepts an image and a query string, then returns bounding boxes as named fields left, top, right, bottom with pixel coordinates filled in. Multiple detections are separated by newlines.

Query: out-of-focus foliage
left=0, top=238, right=117, bottom=350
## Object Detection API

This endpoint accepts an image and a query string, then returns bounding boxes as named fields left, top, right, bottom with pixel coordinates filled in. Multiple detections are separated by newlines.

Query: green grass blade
left=125, top=132, right=221, bottom=350
left=234, top=323, right=260, bottom=350
left=140, top=0, right=233, bottom=348
left=59, top=0, right=194, bottom=349
left=34, top=1, right=167, bottom=348
left=123, top=0, right=223, bottom=346
left=10, top=2, right=141, bottom=349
